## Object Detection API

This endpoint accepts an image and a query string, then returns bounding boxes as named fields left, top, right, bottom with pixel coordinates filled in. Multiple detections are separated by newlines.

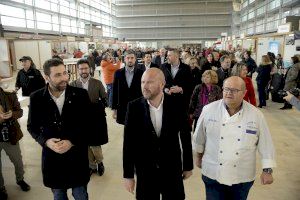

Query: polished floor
left=2, top=74, right=300, bottom=200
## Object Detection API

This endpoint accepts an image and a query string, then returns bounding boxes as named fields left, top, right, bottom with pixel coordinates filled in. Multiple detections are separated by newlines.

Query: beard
left=80, top=73, right=89, bottom=79
left=142, top=88, right=160, bottom=100
left=49, top=80, right=68, bottom=92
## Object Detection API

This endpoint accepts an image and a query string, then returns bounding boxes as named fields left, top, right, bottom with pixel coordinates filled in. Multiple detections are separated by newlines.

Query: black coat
left=153, top=55, right=167, bottom=67
left=27, top=85, right=91, bottom=189
left=112, top=67, right=143, bottom=124
left=15, top=67, right=45, bottom=96
left=137, top=62, right=158, bottom=72
left=123, top=96, right=193, bottom=199
left=160, top=62, right=193, bottom=110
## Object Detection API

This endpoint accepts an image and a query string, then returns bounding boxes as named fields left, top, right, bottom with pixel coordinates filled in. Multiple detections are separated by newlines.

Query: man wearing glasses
left=193, top=76, right=276, bottom=200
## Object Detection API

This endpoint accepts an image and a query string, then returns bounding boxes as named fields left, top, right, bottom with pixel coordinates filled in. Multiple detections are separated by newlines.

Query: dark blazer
left=112, top=67, right=143, bottom=125
left=137, top=62, right=158, bottom=72
left=70, top=78, right=108, bottom=145
left=0, top=88, right=23, bottom=145
left=160, top=62, right=193, bottom=110
left=256, top=64, right=272, bottom=86
left=123, top=95, right=193, bottom=200
left=27, top=85, right=91, bottom=189
left=153, top=55, right=167, bottom=67
left=216, top=67, right=231, bottom=88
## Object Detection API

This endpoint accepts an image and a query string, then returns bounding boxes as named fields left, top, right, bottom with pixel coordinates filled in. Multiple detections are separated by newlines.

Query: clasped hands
left=46, top=138, right=73, bottom=154
left=165, top=85, right=183, bottom=95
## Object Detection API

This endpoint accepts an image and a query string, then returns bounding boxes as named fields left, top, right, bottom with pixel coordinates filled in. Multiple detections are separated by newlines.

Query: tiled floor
left=1, top=73, right=300, bottom=200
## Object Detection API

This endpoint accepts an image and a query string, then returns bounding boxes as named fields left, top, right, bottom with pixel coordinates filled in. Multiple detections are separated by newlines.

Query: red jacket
left=243, top=77, right=256, bottom=106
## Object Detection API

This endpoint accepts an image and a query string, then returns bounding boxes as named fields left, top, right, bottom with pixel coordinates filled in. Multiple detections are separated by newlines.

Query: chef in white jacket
left=193, top=76, right=276, bottom=200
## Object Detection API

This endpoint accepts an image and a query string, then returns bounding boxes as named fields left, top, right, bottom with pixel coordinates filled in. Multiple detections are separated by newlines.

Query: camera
left=278, top=88, right=300, bottom=98
left=1, top=123, right=9, bottom=142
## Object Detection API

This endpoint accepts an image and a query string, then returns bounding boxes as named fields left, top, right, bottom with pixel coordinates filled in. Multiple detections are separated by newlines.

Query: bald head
left=224, top=76, right=246, bottom=91
left=223, top=76, right=247, bottom=109
left=142, top=68, right=165, bottom=85
left=141, top=68, right=165, bottom=101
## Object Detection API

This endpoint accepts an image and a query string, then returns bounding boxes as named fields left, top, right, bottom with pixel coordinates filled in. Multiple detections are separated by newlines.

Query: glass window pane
left=25, top=0, right=33, bottom=5
left=70, top=9, right=77, bottom=17
left=79, top=28, right=85, bottom=34
left=0, top=4, right=25, bottom=18
left=26, top=10, right=34, bottom=20
left=71, top=27, right=77, bottom=33
left=1, top=16, right=26, bottom=27
left=60, top=6, right=70, bottom=15
left=36, top=0, right=50, bottom=10
left=51, top=3, right=58, bottom=12
left=37, top=21, right=52, bottom=30
left=52, top=15, right=59, bottom=24
left=53, top=24, right=59, bottom=31
left=61, top=17, right=70, bottom=26
left=26, top=20, right=34, bottom=28
left=62, top=26, right=71, bottom=32
left=36, top=12, right=52, bottom=23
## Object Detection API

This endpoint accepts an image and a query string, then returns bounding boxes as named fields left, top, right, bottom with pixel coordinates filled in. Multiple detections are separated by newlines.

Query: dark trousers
left=257, top=83, right=267, bottom=106
left=106, top=83, right=113, bottom=108
left=51, top=185, right=88, bottom=200
left=202, top=175, right=254, bottom=200
left=136, top=168, right=184, bottom=200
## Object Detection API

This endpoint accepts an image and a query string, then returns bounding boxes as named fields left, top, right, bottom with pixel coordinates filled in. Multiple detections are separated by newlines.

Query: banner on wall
left=268, top=41, right=280, bottom=56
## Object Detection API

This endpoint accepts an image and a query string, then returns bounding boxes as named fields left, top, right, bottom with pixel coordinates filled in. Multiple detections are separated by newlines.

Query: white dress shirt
left=80, top=76, right=90, bottom=91
left=193, top=99, right=276, bottom=186
left=171, top=64, right=180, bottom=78
left=49, top=89, right=66, bottom=115
left=147, top=96, right=164, bottom=137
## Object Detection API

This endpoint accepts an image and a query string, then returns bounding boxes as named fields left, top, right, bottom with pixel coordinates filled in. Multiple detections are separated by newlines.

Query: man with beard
left=27, top=58, right=91, bottom=200
left=123, top=68, right=193, bottom=200
left=112, top=50, right=143, bottom=125
left=70, top=59, right=108, bottom=176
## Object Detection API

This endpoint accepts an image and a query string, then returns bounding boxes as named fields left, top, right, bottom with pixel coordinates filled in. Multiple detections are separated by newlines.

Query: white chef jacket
left=193, top=99, right=276, bottom=186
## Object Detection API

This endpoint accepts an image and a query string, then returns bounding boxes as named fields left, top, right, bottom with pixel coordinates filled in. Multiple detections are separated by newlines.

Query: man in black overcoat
left=123, top=68, right=193, bottom=200
left=27, top=58, right=91, bottom=199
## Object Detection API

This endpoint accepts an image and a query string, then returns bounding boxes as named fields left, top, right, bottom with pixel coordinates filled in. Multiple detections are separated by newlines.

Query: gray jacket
left=284, top=62, right=300, bottom=90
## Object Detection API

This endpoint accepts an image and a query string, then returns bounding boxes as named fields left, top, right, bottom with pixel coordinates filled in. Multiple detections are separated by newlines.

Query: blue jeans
left=51, top=186, right=88, bottom=200
left=106, top=83, right=113, bottom=108
left=202, top=175, right=254, bottom=200
left=257, top=83, right=267, bottom=106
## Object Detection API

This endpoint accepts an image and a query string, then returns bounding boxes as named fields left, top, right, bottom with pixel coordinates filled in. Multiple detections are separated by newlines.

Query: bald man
left=123, top=68, right=193, bottom=200
left=193, top=76, right=276, bottom=200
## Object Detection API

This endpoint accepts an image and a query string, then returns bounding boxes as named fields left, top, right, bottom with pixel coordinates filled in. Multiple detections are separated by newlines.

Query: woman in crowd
left=256, top=55, right=273, bottom=108
left=231, top=63, right=257, bottom=106
left=281, top=54, right=300, bottom=109
left=189, top=70, right=222, bottom=131
left=201, top=53, right=217, bottom=72
left=100, top=53, right=121, bottom=108
left=188, top=56, right=202, bottom=90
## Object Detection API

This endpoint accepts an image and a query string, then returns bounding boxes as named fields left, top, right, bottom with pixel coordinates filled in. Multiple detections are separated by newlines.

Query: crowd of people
left=0, top=45, right=299, bottom=200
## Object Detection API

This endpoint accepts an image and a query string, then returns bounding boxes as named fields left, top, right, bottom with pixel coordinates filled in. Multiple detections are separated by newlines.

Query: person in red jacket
left=231, top=63, right=257, bottom=106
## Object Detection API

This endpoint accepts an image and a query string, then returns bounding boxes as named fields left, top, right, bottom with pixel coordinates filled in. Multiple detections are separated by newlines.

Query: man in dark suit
left=112, top=50, right=143, bottom=125
left=216, top=55, right=231, bottom=88
left=70, top=59, right=108, bottom=176
left=27, top=58, right=91, bottom=199
left=153, top=48, right=167, bottom=67
left=123, top=68, right=193, bottom=200
left=137, top=52, right=158, bottom=72
left=160, top=49, right=193, bottom=111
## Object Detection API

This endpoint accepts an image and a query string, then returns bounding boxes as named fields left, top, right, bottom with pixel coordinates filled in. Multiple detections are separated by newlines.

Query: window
left=1, top=16, right=26, bottom=27
left=0, top=4, right=25, bottom=18
left=35, top=0, right=51, bottom=10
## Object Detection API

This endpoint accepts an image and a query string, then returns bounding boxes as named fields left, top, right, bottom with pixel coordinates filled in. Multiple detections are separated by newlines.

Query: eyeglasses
left=223, top=87, right=242, bottom=94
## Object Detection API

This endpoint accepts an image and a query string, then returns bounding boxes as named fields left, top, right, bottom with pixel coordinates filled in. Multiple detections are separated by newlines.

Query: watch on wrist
left=263, top=168, right=273, bottom=174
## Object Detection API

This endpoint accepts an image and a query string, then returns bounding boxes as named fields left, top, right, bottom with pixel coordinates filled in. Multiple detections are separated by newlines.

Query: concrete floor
left=2, top=74, right=300, bottom=200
